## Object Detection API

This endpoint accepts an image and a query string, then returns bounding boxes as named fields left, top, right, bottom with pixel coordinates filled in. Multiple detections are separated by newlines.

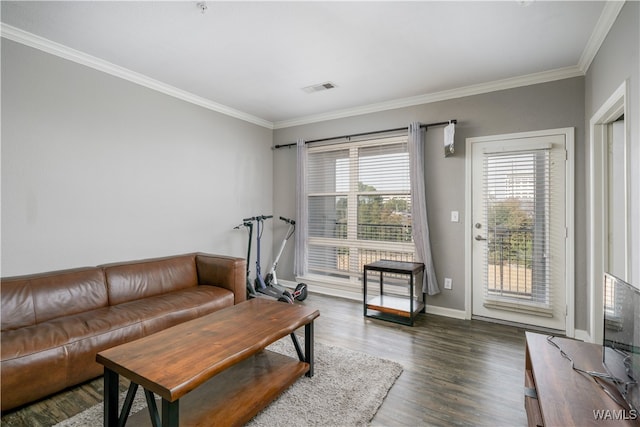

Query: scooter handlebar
left=242, top=215, right=273, bottom=222
left=234, top=221, right=253, bottom=229
left=279, top=216, right=295, bottom=225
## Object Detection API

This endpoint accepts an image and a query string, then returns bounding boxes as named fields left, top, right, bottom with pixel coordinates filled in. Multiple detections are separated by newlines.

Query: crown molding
left=0, top=24, right=274, bottom=129
left=273, top=66, right=584, bottom=129
left=577, top=1, right=625, bottom=73
left=3, top=0, right=622, bottom=133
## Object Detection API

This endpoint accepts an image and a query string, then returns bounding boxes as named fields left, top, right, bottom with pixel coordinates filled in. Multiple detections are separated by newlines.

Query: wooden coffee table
left=96, top=298, right=320, bottom=427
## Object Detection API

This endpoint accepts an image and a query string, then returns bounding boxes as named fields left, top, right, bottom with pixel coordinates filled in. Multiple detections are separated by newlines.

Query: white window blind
left=481, top=148, right=556, bottom=316
left=306, top=136, right=415, bottom=288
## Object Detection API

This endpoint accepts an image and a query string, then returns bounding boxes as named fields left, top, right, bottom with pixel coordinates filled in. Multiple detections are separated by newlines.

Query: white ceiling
left=1, top=1, right=613, bottom=128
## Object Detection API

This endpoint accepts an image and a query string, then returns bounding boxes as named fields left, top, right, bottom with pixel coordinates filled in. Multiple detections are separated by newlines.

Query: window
left=304, top=136, right=415, bottom=290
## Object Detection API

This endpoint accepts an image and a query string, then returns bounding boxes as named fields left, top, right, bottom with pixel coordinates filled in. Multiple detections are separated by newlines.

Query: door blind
left=481, top=148, right=555, bottom=316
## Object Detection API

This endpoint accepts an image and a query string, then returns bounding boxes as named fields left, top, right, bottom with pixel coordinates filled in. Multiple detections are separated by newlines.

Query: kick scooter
left=236, top=215, right=296, bottom=303
left=264, top=216, right=307, bottom=301
left=234, top=218, right=258, bottom=299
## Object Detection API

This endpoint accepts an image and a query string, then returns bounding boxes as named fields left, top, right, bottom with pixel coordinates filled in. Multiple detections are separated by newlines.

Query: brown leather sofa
left=0, top=252, right=246, bottom=412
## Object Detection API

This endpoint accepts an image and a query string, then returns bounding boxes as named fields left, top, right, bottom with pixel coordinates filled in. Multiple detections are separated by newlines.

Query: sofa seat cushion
left=1, top=306, right=146, bottom=411
left=1, top=307, right=143, bottom=361
left=112, top=285, right=235, bottom=336
left=1, top=285, right=234, bottom=410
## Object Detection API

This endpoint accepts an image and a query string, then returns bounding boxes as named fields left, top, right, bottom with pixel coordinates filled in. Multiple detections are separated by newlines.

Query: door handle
left=475, top=235, right=487, bottom=241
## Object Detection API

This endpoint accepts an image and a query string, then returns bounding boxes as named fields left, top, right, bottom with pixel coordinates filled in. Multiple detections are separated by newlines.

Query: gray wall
left=3, top=3, right=637, bottom=337
left=584, top=2, right=640, bottom=333
left=273, top=77, right=587, bottom=327
left=1, top=39, right=274, bottom=276
left=585, top=0, right=639, bottom=281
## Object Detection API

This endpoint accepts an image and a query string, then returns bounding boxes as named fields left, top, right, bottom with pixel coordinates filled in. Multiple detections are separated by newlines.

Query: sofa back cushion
left=1, top=279, right=35, bottom=331
left=1, top=268, right=108, bottom=331
left=102, top=254, right=198, bottom=305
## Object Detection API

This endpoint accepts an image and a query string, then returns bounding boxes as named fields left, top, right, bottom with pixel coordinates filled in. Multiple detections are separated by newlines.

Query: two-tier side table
left=363, top=260, right=425, bottom=326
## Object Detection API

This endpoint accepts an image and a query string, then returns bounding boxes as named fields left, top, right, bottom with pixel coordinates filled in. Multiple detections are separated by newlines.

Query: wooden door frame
left=464, top=128, right=575, bottom=337
left=588, top=81, right=629, bottom=344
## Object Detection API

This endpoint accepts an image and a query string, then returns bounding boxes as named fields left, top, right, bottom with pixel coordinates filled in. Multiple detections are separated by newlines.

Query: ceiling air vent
left=302, top=82, right=337, bottom=94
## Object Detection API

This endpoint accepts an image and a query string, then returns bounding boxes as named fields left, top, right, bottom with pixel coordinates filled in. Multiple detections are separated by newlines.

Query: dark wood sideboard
left=525, top=331, right=638, bottom=426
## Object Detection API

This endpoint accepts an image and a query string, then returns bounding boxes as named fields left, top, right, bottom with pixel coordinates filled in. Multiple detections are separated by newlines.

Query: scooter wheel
left=294, top=283, right=308, bottom=301
left=278, top=295, right=294, bottom=304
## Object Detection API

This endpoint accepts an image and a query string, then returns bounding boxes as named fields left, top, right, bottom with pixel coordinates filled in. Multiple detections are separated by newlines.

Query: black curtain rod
left=273, top=119, right=457, bottom=149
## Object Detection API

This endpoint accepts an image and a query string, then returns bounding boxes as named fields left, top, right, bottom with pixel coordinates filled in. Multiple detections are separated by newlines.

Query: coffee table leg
left=104, top=368, right=119, bottom=427
left=305, top=321, right=314, bottom=377
left=162, top=399, right=179, bottom=427
left=119, top=382, right=139, bottom=426
left=145, top=390, right=161, bottom=427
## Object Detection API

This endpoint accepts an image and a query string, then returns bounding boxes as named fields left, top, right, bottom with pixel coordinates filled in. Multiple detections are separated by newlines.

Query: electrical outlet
left=451, top=211, right=459, bottom=222
left=444, top=277, right=453, bottom=290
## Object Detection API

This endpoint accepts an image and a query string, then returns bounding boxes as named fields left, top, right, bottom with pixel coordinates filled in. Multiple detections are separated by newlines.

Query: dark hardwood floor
left=1, top=293, right=528, bottom=426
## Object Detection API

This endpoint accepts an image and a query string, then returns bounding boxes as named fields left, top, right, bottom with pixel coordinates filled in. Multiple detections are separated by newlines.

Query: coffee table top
left=96, top=298, right=319, bottom=402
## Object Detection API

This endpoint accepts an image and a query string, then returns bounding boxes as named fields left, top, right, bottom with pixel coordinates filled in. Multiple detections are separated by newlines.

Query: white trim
left=296, top=276, right=363, bottom=301
left=574, top=329, right=592, bottom=343
left=304, top=283, right=362, bottom=302
left=588, top=81, right=628, bottom=345
left=279, top=280, right=299, bottom=288
left=425, top=305, right=466, bottom=320
left=465, top=128, right=576, bottom=337
left=2, top=1, right=622, bottom=131
left=577, top=1, right=625, bottom=73
left=287, top=278, right=467, bottom=320
left=464, top=127, right=574, bottom=144
left=465, top=140, right=474, bottom=321
left=1, top=21, right=582, bottom=131
left=281, top=279, right=364, bottom=301
left=274, top=67, right=583, bottom=129
left=565, top=127, right=576, bottom=338
left=482, top=141, right=552, bottom=154
left=0, top=24, right=274, bottom=129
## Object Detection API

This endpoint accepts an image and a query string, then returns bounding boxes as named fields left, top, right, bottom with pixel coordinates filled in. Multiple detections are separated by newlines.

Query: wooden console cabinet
left=524, top=332, right=638, bottom=426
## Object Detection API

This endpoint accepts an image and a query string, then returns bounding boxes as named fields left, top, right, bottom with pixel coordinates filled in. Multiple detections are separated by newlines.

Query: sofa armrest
left=195, top=254, right=246, bottom=304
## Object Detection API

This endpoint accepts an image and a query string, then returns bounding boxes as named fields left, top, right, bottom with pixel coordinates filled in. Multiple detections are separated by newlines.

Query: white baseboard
left=286, top=279, right=468, bottom=320
left=424, top=304, right=467, bottom=320
left=301, top=282, right=362, bottom=302
left=286, top=279, right=587, bottom=337
left=574, top=329, right=592, bottom=343
left=279, top=279, right=298, bottom=287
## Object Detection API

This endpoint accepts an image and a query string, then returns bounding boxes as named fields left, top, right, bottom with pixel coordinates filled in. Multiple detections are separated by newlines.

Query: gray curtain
left=408, top=123, right=440, bottom=295
left=294, top=138, right=308, bottom=278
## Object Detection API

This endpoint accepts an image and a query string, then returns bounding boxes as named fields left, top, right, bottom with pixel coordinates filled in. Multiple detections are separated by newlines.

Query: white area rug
left=55, top=339, right=403, bottom=426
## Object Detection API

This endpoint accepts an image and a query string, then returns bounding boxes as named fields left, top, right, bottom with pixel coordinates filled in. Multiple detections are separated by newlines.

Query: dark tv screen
left=603, top=272, right=640, bottom=412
